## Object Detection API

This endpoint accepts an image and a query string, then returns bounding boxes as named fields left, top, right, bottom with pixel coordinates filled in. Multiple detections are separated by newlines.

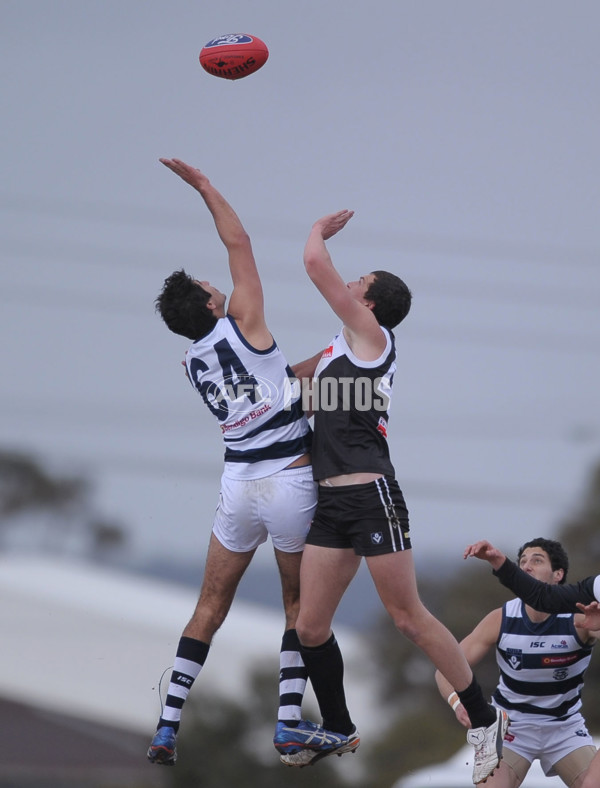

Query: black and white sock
left=277, top=628, right=308, bottom=726
left=157, top=636, right=210, bottom=731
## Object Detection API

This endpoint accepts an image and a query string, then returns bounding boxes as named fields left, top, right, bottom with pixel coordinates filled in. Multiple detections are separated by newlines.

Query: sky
left=2, top=0, right=600, bottom=578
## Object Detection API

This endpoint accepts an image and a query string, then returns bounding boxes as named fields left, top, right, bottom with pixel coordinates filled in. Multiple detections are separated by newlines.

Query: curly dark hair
left=517, top=537, right=569, bottom=584
left=155, top=269, right=217, bottom=340
left=365, top=270, right=412, bottom=329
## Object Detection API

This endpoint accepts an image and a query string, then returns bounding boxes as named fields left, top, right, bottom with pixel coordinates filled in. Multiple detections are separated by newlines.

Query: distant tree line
left=2, top=446, right=599, bottom=787
left=0, top=448, right=126, bottom=557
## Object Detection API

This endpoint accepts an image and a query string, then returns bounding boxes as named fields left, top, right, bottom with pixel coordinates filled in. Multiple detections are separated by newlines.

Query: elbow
left=303, top=252, right=321, bottom=282
left=226, top=230, right=253, bottom=256
left=233, top=230, right=252, bottom=250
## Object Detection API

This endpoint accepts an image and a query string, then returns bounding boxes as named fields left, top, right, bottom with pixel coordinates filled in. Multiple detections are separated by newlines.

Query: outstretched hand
left=463, top=540, right=507, bottom=570
left=313, top=209, right=355, bottom=241
left=159, top=158, right=209, bottom=191
left=576, top=601, right=600, bottom=632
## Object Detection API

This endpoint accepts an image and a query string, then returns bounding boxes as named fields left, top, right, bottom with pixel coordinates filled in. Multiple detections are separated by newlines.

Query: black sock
left=300, top=633, right=354, bottom=736
left=457, top=677, right=496, bottom=728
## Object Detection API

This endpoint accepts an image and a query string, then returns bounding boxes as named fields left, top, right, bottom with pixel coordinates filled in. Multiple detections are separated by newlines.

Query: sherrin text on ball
left=199, top=33, right=269, bottom=80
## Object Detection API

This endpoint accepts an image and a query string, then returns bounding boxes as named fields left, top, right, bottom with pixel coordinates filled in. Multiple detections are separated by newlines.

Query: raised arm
left=160, top=158, right=267, bottom=338
left=493, top=559, right=598, bottom=613
left=303, top=211, right=386, bottom=359
left=463, top=539, right=507, bottom=570
left=464, top=539, right=599, bottom=613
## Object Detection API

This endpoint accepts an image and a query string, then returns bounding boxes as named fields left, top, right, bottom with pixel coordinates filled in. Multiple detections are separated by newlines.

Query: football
left=199, top=33, right=269, bottom=80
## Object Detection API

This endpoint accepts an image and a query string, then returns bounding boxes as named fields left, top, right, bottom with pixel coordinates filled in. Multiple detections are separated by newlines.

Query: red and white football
left=199, top=33, right=269, bottom=80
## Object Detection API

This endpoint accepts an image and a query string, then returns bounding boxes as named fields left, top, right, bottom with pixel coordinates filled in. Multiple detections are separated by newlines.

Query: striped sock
left=278, top=628, right=307, bottom=726
left=157, top=636, right=210, bottom=731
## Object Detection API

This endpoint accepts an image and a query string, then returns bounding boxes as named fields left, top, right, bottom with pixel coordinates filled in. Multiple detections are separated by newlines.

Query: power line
left=1, top=236, right=189, bottom=272
left=2, top=281, right=598, bottom=354
left=3, top=236, right=600, bottom=311
left=3, top=192, right=600, bottom=269
left=405, top=324, right=600, bottom=354
left=2, top=393, right=596, bottom=444
left=0, top=440, right=570, bottom=511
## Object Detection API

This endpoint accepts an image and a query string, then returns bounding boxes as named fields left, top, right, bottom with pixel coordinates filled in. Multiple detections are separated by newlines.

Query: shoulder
left=225, top=314, right=275, bottom=352
left=471, top=608, right=503, bottom=642
left=342, top=323, right=393, bottom=364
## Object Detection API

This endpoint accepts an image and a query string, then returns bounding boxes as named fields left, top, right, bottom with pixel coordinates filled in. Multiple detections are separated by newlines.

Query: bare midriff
left=285, top=454, right=312, bottom=469
left=319, top=472, right=383, bottom=487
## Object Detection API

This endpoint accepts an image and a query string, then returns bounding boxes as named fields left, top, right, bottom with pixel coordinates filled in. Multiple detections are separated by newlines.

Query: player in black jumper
left=282, top=209, right=508, bottom=785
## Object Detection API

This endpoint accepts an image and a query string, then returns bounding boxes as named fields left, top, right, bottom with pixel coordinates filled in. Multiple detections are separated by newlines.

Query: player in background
left=437, top=538, right=598, bottom=787
left=148, top=158, right=340, bottom=765
left=465, top=539, right=600, bottom=788
left=279, top=208, right=508, bottom=784
left=464, top=539, right=600, bottom=613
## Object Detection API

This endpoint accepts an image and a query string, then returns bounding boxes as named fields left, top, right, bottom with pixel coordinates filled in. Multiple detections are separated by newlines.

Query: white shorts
left=212, top=465, right=317, bottom=553
left=499, top=708, right=595, bottom=777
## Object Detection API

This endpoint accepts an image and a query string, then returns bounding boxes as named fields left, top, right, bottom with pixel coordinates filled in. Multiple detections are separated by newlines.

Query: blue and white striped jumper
left=494, top=598, right=593, bottom=723
left=185, top=315, right=311, bottom=479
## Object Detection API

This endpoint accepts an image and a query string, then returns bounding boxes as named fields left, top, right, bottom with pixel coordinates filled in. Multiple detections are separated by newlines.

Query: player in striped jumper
left=439, top=538, right=600, bottom=787
left=466, top=539, right=600, bottom=614
left=465, top=538, right=600, bottom=788
left=147, top=159, right=343, bottom=765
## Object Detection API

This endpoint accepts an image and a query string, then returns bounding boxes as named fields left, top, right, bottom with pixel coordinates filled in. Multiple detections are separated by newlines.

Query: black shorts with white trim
left=305, top=477, right=411, bottom=556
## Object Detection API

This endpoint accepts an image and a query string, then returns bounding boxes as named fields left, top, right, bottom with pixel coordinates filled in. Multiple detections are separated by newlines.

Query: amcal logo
left=322, top=345, right=334, bottom=358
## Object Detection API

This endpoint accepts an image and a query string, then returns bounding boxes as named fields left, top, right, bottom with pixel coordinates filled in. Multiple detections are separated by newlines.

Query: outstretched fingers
left=463, top=540, right=494, bottom=560
left=159, top=157, right=207, bottom=188
left=576, top=601, right=600, bottom=630
left=317, top=209, right=355, bottom=241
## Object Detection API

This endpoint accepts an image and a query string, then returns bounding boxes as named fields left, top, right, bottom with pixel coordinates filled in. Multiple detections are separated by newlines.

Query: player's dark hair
left=155, top=269, right=218, bottom=340
left=366, top=271, right=412, bottom=329
left=517, top=537, right=569, bottom=584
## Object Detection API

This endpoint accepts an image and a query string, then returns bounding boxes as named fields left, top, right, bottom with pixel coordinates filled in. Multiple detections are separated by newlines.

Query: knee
left=296, top=618, right=330, bottom=648
left=389, top=607, right=428, bottom=643
left=189, top=599, right=229, bottom=637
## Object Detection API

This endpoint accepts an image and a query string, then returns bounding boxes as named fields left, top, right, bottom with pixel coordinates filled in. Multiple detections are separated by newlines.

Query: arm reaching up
left=464, top=539, right=599, bottom=613
left=303, top=211, right=387, bottom=360
left=159, top=158, right=268, bottom=344
left=463, top=540, right=507, bottom=571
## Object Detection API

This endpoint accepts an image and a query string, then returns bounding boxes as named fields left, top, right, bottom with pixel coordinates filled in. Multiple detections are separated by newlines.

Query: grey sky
left=2, top=1, right=599, bottom=571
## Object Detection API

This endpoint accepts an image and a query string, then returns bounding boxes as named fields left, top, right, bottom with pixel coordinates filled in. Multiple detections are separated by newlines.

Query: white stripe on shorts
left=375, top=477, right=405, bottom=552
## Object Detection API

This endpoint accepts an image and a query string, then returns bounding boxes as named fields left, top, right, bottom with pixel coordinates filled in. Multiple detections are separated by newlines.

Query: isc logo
left=530, top=641, right=546, bottom=648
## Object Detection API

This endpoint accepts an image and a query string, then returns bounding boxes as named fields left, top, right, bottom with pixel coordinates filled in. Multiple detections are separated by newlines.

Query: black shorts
left=305, top=476, right=411, bottom=556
